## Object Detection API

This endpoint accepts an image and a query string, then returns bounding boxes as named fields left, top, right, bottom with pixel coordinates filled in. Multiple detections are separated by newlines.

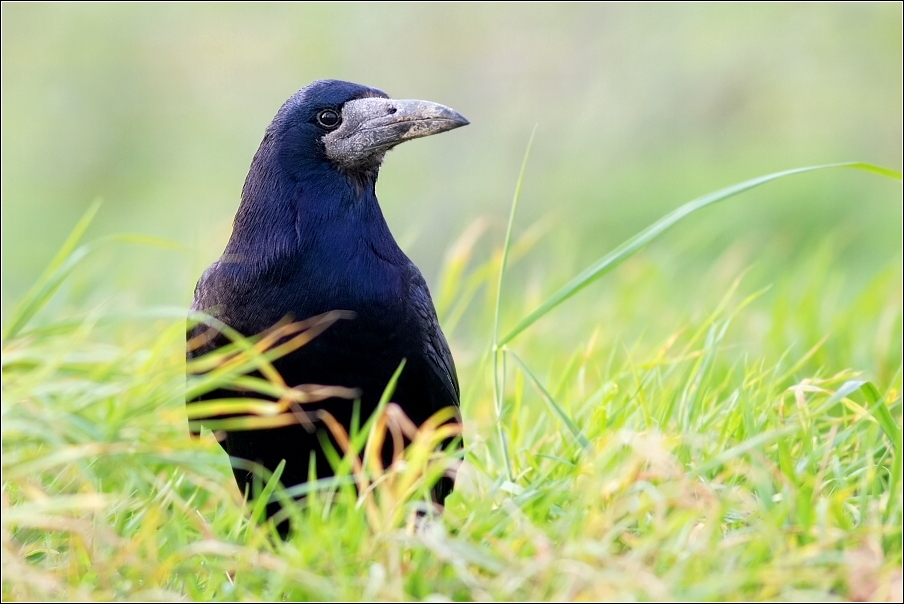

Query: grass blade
left=499, top=162, right=902, bottom=345
left=247, top=458, right=286, bottom=534
left=2, top=203, right=181, bottom=343
left=360, top=359, right=407, bottom=470
left=508, top=350, right=591, bottom=452
left=492, top=126, right=537, bottom=481
left=2, top=199, right=102, bottom=341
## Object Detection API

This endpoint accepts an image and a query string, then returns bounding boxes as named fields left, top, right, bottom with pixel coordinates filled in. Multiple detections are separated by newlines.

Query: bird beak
left=324, top=97, right=469, bottom=167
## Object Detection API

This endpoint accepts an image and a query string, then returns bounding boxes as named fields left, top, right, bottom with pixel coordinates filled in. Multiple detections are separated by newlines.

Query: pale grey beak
left=323, top=97, right=468, bottom=169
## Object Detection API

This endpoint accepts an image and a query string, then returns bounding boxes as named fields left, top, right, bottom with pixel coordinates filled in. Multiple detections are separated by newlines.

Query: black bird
left=187, top=80, right=467, bottom=533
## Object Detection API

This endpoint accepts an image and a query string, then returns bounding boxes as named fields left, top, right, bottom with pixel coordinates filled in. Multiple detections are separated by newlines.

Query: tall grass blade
left=3, top=200, right=179, bottom=342
left=3, top=199, right=101, bottom=341
left=247, top=459, right=286, bottom=533
left=508, top=350, right=591, bottom=452
left=860, top=384, right=902, bottom=525
left=492, top=126, right=537, bottom=481
left=500, top=162, right=902, bottom=345
left=360, top=359, right=407, bottom=473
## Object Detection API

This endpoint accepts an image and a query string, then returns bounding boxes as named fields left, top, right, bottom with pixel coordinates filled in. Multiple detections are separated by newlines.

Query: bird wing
left=406, top=264, right=462, bottom=504
left=187, top=260, right=221, bottom=343
left=406, top=264, right=460, bottom=412
left=186, top=260, right=232, bottom=440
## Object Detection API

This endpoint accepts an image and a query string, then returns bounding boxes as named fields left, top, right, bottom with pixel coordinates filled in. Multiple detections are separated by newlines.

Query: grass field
left=3, top=5, right=901, bottom=600
left=2, top=161, right=901, bottom=600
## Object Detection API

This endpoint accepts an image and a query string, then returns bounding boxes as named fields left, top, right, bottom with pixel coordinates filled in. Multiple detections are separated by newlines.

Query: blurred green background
left=2, top=3, right=901, bottom=330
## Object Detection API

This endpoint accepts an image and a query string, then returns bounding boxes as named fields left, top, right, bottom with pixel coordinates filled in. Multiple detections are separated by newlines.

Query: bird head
left=265, top=79, right=469, bottom=181
left=230, top=80, right=467, bottom=258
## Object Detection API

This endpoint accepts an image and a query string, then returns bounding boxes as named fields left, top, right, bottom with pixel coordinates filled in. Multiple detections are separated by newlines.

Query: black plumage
left=187, top=80, right=467, bottom=533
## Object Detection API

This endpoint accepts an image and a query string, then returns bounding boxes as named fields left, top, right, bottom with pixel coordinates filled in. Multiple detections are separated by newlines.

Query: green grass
left=2, top=165, right=901, bottom=600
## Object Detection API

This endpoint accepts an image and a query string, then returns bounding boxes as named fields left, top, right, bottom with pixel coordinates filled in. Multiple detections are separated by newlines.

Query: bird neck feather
left=224, top=140, right=401, bottom=272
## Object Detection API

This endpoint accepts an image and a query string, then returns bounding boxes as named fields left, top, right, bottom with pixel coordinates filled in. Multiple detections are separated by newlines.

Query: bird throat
left=336, top=156, right=383, bottom=198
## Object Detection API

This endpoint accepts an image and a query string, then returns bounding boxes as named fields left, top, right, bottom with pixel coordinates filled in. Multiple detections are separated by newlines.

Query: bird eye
left=316, top=109, right=341, bottom=129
